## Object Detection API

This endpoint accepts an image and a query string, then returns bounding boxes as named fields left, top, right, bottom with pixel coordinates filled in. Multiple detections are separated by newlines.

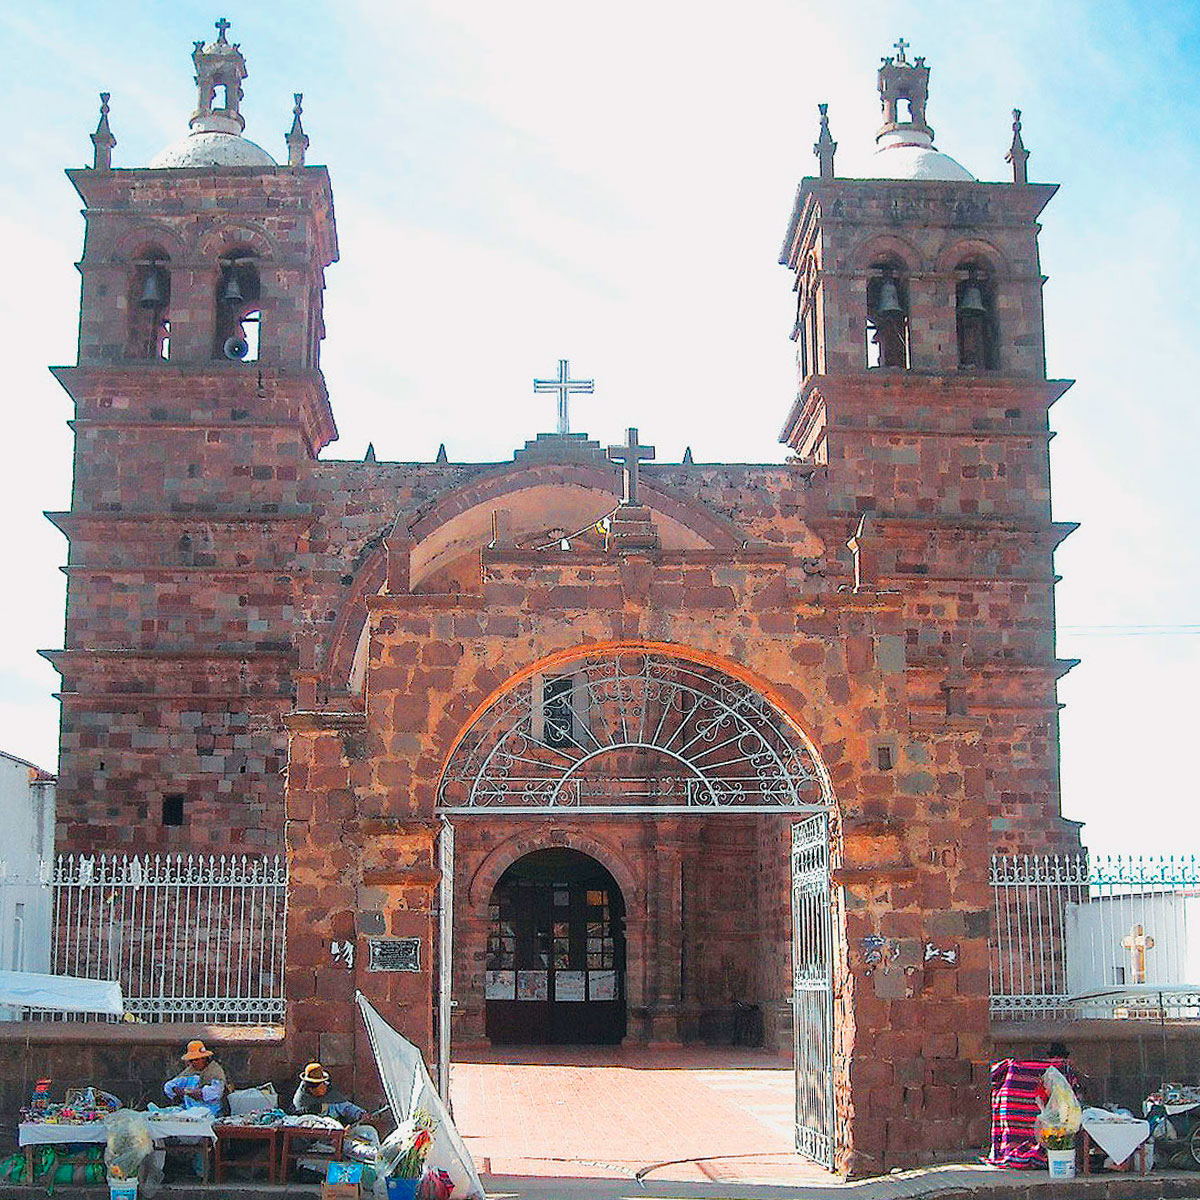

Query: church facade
left=47, top=25, right=1080, bottom=1174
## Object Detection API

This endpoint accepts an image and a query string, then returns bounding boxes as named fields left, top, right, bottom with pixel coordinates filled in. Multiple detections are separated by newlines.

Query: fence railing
left=9, top=854, right=287, bottom=1025
left=990, top=854, right=1200, bottom=1020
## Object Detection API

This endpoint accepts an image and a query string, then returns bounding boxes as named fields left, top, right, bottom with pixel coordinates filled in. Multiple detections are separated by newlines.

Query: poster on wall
left=589, top=970, right=617, bottom=1000
left=485, top=970, right=515, bottom=1000
left=517, top=970, right=548, bottom=1001
left=555, top=971, right=585, bottom=1001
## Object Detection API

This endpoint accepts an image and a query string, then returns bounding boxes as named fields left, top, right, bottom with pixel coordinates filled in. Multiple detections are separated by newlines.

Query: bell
left=221, top=269, right=244, bottom=304
left=959, top=282, right=986, bottom=314
left=138, top=268, right=166, bottom=309
left=875, top=277, right=904, bottom=315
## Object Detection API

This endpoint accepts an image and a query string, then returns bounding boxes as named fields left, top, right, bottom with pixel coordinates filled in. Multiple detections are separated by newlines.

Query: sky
left=0, top=0, right=1197, bottom=857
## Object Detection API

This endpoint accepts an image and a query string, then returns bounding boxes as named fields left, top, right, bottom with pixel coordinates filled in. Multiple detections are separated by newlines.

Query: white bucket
left=1047, top=1147, right=1076, bottom=1178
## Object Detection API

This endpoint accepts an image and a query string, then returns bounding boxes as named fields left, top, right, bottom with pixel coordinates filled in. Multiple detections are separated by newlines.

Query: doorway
left=485, top=848, right=626, bottom=1044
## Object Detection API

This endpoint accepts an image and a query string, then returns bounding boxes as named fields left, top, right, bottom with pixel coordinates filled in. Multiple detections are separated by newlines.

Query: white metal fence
left=13, top=854, right=287, bottom=1024
left=991, top=854, right=1200, bottom=1020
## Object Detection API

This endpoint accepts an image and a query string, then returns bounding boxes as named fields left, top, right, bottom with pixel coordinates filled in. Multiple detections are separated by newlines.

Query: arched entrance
left=435, top=645, right=838, bottom=1168
left=485, top=848, right=627, bottom=1045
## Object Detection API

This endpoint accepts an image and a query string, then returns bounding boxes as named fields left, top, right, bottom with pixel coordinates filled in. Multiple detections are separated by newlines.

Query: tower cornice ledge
left=781, top=179, right=1059, bottom=271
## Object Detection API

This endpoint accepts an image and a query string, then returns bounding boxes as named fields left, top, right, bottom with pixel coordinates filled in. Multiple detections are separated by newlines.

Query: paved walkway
left=451, top=1044, right=823, bottom=1189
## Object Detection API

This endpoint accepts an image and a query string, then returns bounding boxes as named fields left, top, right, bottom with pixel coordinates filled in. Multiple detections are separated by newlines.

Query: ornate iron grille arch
left=436, top=650, right=834, bottom=814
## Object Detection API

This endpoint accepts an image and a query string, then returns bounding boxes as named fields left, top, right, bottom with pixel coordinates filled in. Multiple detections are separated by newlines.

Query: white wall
left=1066, top=891, right=1200, bottom=1016
left=0, top=753, right=56, bottom=999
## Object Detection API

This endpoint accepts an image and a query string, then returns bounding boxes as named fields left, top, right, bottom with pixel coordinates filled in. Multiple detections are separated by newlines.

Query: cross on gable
left=607, top=427, right=655, bottom=506
left=215, top=17, right=232, bottom=41
left=894, top=37, right=909, bottom=62
left=533, top=359, right=594, bottom=436
left=1121, top=923, right=1155, bottom=984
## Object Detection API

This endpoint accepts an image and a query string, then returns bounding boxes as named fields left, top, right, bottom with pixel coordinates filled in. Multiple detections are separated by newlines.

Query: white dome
left=148, top=130, right=276, bottom=169
left=866, top=128, right=975, bottom=182
left=870, top=144, right=975, bottom=181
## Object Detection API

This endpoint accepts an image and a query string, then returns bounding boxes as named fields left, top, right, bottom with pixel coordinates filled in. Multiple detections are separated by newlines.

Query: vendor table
left=213, top=1123, right=278, bottom=1184
left=280, top=1125, right=346, bottom=1182
left=19, top=1115, right=215, bottom=1184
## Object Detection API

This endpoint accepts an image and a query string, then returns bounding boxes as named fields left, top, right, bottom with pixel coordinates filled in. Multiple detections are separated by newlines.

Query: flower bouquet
left=1035, top=1066, right=1081, bottom=1177
left=381, top=1109, right=437, bottom=1200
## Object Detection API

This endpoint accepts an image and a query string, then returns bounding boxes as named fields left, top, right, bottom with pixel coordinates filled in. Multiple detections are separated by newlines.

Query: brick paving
left=450, top=1044, right=833, bottom=1186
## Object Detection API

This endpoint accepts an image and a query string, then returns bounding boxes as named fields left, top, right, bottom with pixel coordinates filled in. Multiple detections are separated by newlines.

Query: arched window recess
left=955, top=261, right=998, bottom=370
left=865, top=261, right=910, bottom=369
left=215, top=252, right=261, bottom=363
left=128, top=254, right=171, bottom=361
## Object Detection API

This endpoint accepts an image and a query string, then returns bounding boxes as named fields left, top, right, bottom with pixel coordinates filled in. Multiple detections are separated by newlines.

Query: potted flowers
left=1040, top=1125, right=1077, bottom=1178
left=383, top=1110, right=437, bottom=1200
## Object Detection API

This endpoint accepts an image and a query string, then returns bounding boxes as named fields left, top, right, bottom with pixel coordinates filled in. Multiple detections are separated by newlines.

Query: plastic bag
left=1034, top=1065, right=1082, bottom=1146
left=104, top=1108, right=155, bottom=1180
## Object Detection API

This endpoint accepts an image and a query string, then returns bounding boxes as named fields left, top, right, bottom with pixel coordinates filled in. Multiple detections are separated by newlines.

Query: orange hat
left=300, top=1061, right=331, bottom=1086
left=181, top=1039, right=213, bottom=1063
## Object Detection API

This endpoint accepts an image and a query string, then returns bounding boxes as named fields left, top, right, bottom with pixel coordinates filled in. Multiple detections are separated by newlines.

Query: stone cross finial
left=1121, top=924, right=1155, bottom=984
left=90, top=92, right=116, bottom=170
left=893, top=37, right=909, bottom=63
left=287, top=93, right=309, bottom=168
left=607, top=427, right=655, bottom=506
left=215, top=16, right=232, bottom=42
left=813, top=103, right=837, bottom=181
left=533, top=358, right=594, bottom=436
left=1006, top=108, right=1030, bottom=184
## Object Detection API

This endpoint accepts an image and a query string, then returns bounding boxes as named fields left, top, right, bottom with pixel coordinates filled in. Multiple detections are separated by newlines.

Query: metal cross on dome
left=533, top=359, right=594, bottom=436
left=607, top=427, right=655, bottom=506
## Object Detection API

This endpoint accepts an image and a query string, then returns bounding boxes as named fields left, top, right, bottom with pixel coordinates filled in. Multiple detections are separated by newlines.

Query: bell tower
left=779, top=43, right=1080, bottom=1173
left=46, top=21, right=339, bottom=854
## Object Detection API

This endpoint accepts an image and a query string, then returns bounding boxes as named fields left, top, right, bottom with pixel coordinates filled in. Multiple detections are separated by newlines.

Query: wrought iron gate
left=792, top=815, right=834, bottom=1169
left=436, top=819, right=454, bottom=1104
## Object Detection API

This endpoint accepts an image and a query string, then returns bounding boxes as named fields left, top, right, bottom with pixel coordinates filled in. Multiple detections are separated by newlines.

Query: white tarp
left=0, top=970, right=123, bottom=1015
left=356, top=992, right=484, bottom=1199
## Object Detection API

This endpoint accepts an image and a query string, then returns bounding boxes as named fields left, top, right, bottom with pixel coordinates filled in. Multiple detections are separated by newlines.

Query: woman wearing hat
left=292, top=1062, right=366, bottom=1125
left=164, top=1040, right=228, bottom=1117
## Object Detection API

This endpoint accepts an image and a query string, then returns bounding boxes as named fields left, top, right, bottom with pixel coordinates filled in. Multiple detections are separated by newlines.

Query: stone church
left=47, top=23, right=1080, bottom=1174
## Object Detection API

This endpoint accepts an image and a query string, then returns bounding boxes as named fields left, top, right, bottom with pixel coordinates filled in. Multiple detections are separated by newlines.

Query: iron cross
left=607, top=427, right=655, bottom=506
left=533, top=359, right=594, bottom=436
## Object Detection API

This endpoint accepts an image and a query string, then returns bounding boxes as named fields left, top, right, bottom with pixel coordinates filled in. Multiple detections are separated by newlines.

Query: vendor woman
left=293, top=1062, right=366, bottom=1125
left=164, top=1039, right=228, bottom=1116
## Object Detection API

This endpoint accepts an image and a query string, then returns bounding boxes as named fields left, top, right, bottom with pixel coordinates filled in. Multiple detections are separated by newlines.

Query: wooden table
left=213, top=1124, right=279, bottom=1184
left=279, top=1125, right=347, bottom=1182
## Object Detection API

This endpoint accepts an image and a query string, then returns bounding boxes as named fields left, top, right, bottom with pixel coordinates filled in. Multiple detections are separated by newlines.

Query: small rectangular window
left=162, top=794, right=185, bottom=826
left=876, top=745, right=895, bottom=772
left=543, top=677, right=575, bottom=748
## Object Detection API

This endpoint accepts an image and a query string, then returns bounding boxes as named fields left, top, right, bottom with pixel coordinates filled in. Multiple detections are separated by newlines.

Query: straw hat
left=300, top=1062, right=331, bottom=1086
left=181, top=1039, right=213, bottom=1063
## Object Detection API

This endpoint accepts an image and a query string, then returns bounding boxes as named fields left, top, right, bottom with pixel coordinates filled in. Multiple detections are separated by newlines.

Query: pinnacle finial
left=1006, top=108, right=1030, bottom=184
left=90, top=92, right=116, bottom=170
left=287, top=92, right=309, bottom=167
left=813, top=103, right=837, bottom=181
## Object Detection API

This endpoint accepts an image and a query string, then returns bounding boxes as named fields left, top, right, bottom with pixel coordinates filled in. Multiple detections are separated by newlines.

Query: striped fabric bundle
left=986, top=1058, right=1080, bottom=1168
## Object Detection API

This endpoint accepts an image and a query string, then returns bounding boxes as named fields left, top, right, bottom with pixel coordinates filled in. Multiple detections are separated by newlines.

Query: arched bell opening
left=955, top=259, right=999, bottom=369
left=126, top=247, right=172, bottom=361
left=214, top=250, right=261, bottom=362
left=485, top=848, right=627, bottom=1045
left=865, top=258, right=911, bottom=369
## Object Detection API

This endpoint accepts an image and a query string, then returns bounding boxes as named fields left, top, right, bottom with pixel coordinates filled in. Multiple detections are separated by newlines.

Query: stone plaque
left=367, top=937, right=421, bottom=973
